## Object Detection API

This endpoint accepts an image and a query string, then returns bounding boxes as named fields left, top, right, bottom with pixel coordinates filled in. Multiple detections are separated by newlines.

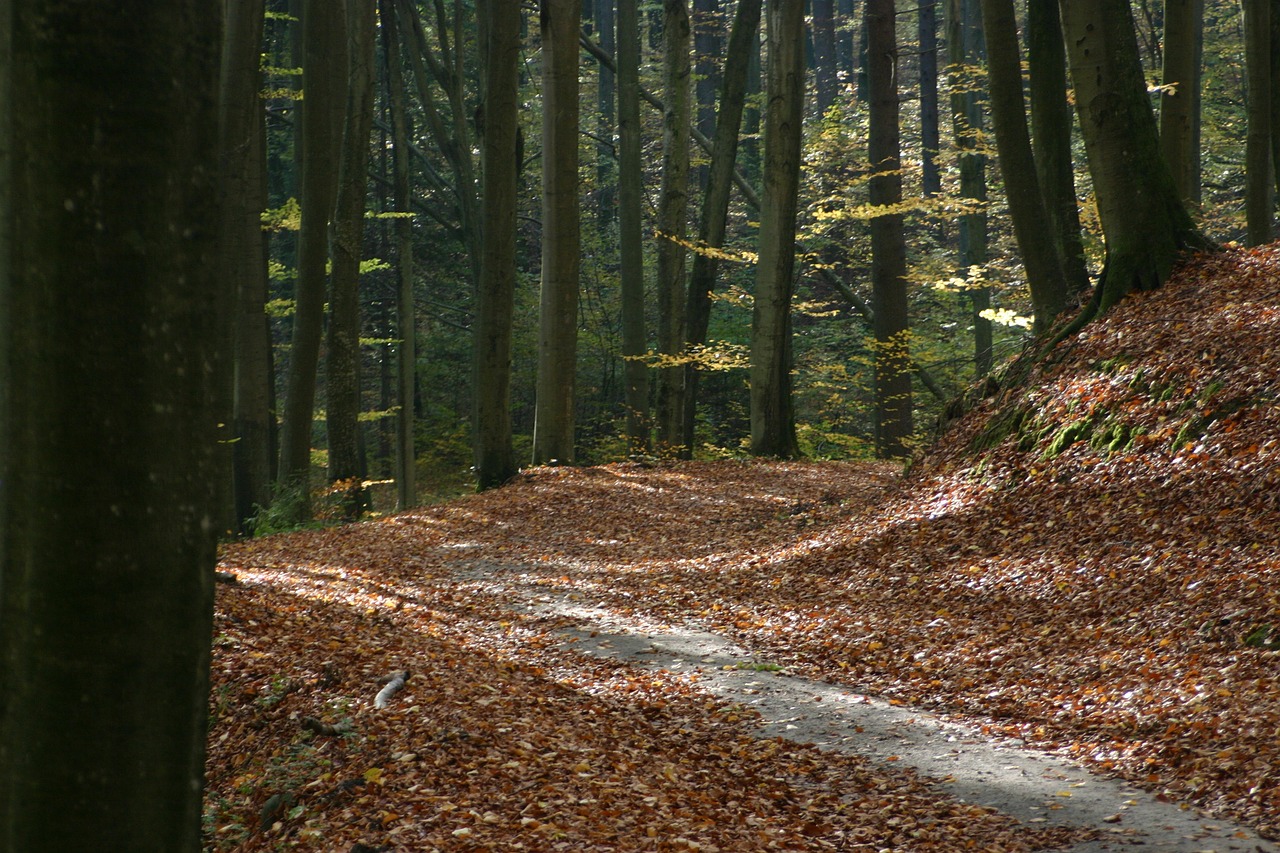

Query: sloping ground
left=207, top=244, right=1280, bottom=849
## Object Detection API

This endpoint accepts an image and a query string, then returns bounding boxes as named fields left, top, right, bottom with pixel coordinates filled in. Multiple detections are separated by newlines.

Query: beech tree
left=1159, top=0, right=1203, bottom=204
left=0, top=3, right=222, bottom=848
left=1244, top=0, right=1273, bottom=245
left=618, top=0, right=651, bottom=453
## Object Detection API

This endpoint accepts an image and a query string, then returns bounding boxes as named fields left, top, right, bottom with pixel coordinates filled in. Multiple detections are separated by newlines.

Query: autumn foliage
left=208, top=245, right=1280, bottom=849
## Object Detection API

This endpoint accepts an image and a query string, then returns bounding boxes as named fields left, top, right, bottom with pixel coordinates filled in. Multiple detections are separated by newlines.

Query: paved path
left=472, top=571, right=1277, bottom=853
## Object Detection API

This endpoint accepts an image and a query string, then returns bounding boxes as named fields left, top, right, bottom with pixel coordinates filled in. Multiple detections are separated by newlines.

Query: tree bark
left=655, top=0, right=693, bottom=455
left=682, top=0, right=763, bottom=452
left=279, top=0, right=347, bottom=513
left=749, top=0, right=805, bottom=459
left=619, top=0, right=651, bottom=453
left=918, top=0, right=942, bottom=197
left=221, top=0, right=274, bottom=531
left=474, top=0, right=522, bottom=488
left=1027, top=0, right=1090, bottom=296
left=1244, top=0, right=1274, bottom=245
left=981, top=0, right=1069, bottom=331
left=1058, top=0, right=1210, bottom=318
left=948, top=0, right=992, bottom=376
left=1159, top=0, right=1203, bottom=204
left=0, top=4, right=222, bottom=848
left=812, top=0, right=839, bottom=117
left=867, top=0, right=912, bottom=457
left=327, top=0, right=377, bottom=516
left=596, top=0, right=618, bottom=232
left=532, top=0, right=582, bottom=465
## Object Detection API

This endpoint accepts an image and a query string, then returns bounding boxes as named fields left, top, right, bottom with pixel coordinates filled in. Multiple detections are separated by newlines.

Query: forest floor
left=205, top=246, right=1280, bottom=852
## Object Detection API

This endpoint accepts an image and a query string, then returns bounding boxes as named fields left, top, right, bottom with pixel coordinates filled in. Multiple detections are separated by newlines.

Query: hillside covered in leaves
left=207, top=245, right=1280, bottom=850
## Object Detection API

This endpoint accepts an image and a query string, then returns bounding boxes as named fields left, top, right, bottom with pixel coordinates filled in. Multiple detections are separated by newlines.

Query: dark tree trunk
left=0, top=3, right=222, bottom=848
left=981, top=0, right=1069, bottom=331
left=867, top=0, right=912, bottom=457
left=474, top=0, right=522, bottom=488
left=693, top=0, right=722, bottom=193
left=596, top=0, right=617, bottom=232
left=1027, top=0, right=1090, bottom=296
left=812, top=0, right=839, bottom=116
left=1244, top=0, right=1273, bottom=245
left=682, top=0, right=763, bottom=452
left=918, top=0, right=942, bottom=196
left=619, top=0, right=652, bottom=453
left=1159, top=0, right=1203, bottom=204
left=749, top=0, right=805, bottom=459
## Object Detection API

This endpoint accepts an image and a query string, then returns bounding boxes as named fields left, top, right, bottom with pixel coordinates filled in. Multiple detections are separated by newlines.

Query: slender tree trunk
left=1027, top=0, right=1090, bottom=296
left=382, top=0, right=418, bottom=507
left=948, top=0, right=992, bottom=376
left=655, top=0, right=693, bottom=454
left=682, top=0, right=763, bottom=452
left=279, top=0, right=347, bottom=513
left=596, top=0, right=618, bottom=232
left=694, top=0, right=722, bottom=193
left=0, top=4, right=222, bottom=848
left=1271, top=0, right=1280, bottom=199
left=867, top=0, right=912, bottom=457
left=1245, top=0, right=1274, bottom=245
left=221, top=0, right=274, bottom=531
left=619, top=0, right=651, bottom=453
left=1160, top=0, right=1203, bottom=204
left=1058, top=0, right=1210, bottom=318
left=749, top=0, right=805, bottom=459
left=474, top=0, right=522, bottom=488
left=327, top=0, right=376, bottom=517
left=918, top=0, right=942, bottom=197
left=532, top=0, right=582, bottom=465
left=812, top=0, right=839, bottom=117
left=838, top=0, right=856, bottom=77
left=981, top=0, right=1068, bottom=331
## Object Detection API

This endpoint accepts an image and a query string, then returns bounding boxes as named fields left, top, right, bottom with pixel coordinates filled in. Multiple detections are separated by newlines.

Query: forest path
left=461, top=563, right=1277, bottom=853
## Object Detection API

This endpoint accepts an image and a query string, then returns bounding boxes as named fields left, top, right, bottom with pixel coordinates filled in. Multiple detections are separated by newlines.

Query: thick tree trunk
left=474, top=0, right=522, bottom=488
left=1027, top=0, right=1090, bottom=297
left=1244, top=0, right=1274, bottom=245
left=1059, top=0, right=1209, bottom=316
left=749, top=0, right=805, bottom=459
left=948, top=0, right=992, bottom=376
left=327, top=0, right=377, bottom=516
left=682, top=0, right=763, bottom=452
left=1159, top=0, right=1203, bottom=204
left=220, top=0, right=274, bottom=531
left=867, top=0, right=912, bottom=457
left=981, top=0, right=1068, bottom=331
left=381, top=0, right=417, bottom=507
left=619, top=0, right=651, bottom=453
left=279, top=0, right=347, bottom=513
left=0, top=4, right=222, bottom=848
left=532, top=0, right=581, bottom=465
left=655, top=0, right=693, bottom=455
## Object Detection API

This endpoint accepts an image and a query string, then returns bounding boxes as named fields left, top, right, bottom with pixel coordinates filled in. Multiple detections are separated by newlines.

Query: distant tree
left=918, top=0, right=942, bottom=197
left=532, top=0, right=582, bottom=465
left=0, top=3, right=222, bottom=848
left=812, top=0, right=839, bottom=117
left=866, top=0, right=912, bottom=457
left=1058, top=0, right=1210, bottom=319
left=596, top=0, right=618, bottom=232
left=981, top=0, right=1069, bottom=331
left=750, top=0, right=805, bottom=458
left=655, top=0, right=693, bottom=454
left=474, top=0, right=523, bottom=488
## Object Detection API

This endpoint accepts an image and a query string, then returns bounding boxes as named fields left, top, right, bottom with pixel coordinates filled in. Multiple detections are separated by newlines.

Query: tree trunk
left=0, top=4, right=221, bottom=848
left=279, top=0, right=348, bottom=514
left=596, top=0, right=618, bottom=232
left=619, top=0, right=652, bottom=453
left=749, top=0, right=805, bottom=459
left=1059, top=0, right=1210, bottom=317
left=1027, top=0, right=1090, bottom=296
left=381, top=0, right=417, bottom=507
left=655, top=0, right=693, bottom=455
left=918, top=0, right=942, bottom=197
left=474, top=0, right=522, bottom=488
left=682, top=0, right=763, bottom=452
left=532, top=0, right=582, bottom=465
left=981, top=0, right=1068, bottom=331
left=1159, top=0, right=1203, bottom=204
left=327, top=0, right=377, bottom=517
left=693, top=0, right=722, bottom=193
left=221, top=0, right=275, bottom=531
left=812, top=0, right=839, bottom=117
left=948, top=0, right=992, bottom=376
left=1245, top=0, right=1274, bottom=245
left=867, top=0, right=912, bottom=457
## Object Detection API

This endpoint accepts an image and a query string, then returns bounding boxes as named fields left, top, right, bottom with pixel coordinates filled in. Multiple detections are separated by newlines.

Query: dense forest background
left=228, top=0, right=1276, bottom=530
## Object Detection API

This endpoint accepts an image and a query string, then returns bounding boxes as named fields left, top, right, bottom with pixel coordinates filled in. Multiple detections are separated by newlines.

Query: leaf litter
left=208, top=245, right=1280, bottom=850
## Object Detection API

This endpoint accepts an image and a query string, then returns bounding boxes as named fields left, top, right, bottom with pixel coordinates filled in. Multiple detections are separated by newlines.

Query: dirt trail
left=466, top=567, right=1277, bottom=853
